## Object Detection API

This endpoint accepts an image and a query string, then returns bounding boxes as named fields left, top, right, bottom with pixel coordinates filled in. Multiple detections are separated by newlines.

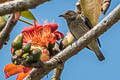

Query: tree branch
left=0, top=0, right=50, bottom=16
left=0, top=14, right=17, bottom=49
left=24, top=4, right=120, bottom=80
left=51, top=63, right=64, bottom=80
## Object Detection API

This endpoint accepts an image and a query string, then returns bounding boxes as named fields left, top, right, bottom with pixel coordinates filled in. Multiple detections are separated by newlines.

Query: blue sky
left=0, top=0, right=120, bottom=80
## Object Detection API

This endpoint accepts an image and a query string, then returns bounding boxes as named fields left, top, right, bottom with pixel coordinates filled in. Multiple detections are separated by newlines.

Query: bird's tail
left=95, top=49, right=105, bottom=61
left=88, top=40, right=105, bottom=61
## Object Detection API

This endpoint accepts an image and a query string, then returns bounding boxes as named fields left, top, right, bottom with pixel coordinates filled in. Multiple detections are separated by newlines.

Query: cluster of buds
left=11, top=35, right=42, bottom=66
left=10, top=21, right=64, bottom=67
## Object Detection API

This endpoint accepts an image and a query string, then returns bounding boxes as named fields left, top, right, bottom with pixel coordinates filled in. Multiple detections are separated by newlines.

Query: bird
left=59, top=10, right=105, bottom=61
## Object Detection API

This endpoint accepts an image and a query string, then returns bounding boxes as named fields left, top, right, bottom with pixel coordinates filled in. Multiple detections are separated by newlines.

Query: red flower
left=22, top=21, right=64, bottom=47
left=22, top=21, right=64, bottom=62
left=4, top=63, right=31, bottom=80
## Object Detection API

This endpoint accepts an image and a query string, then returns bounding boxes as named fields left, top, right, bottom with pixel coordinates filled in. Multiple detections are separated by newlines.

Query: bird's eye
left=66, top=11, right=75, bottom=16
left=66, top=12, right=73, bottom=16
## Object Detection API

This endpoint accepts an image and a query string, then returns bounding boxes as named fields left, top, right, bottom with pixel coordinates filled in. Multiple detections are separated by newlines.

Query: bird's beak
left=58, top=15, right=64, bottom=17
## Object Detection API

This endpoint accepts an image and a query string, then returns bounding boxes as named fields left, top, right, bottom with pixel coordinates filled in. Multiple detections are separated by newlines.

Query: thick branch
left=0, top=0, right=50, bottom=16
left=0, top=14, right=17, bottom=49
left=24, top=4, right=120, bottom=80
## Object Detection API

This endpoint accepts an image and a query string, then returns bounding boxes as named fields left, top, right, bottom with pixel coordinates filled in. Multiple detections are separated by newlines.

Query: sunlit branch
left=0, top=0, right=50, bottom=16
left=0, top=14, right=17, bottom=49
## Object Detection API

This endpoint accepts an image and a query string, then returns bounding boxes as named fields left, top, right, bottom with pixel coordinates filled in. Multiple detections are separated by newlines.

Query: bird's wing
left=79, top=14, right=102, bottom=48
left=82, top=15, right=93, bottom=29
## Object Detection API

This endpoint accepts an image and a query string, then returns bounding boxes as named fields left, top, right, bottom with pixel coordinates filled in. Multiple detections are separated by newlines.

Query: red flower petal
left=4, top=63, right=23, bottom=79
left=16, top=70, right=31, bottom=80
left=54, top=31, right=64, bottom=40
left=10, top=47, right=13, bottom=54
left=22, top=22, right=43, bottom=43
left=44, top=23, right=58, bottom=32
left=22, top=21, right=43, bottom=33
left=23, top=67, right=31, bottom=73
left=22, top=26, right=35, bottom=32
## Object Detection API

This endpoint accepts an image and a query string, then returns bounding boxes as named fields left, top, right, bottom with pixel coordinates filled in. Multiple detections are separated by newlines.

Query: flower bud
left=22, top=43, right=31, bottom=52
left=15, top=49, right=23, bottom=57
left=31, top=49, right=42, bottom=62
left=24, top=55, right=33, bottom=63
left=11, top=35, right=23, bottom=50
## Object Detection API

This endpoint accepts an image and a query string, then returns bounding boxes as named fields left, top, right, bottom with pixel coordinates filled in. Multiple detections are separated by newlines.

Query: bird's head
left=59, top=10, right=76, bottom=20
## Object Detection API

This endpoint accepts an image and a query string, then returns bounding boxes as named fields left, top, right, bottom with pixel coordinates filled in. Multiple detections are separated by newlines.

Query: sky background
left=0, top=0, right=120, bottom=80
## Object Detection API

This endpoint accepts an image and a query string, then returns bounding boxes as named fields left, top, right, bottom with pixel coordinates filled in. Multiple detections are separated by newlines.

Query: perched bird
left=59, top=10, right=105, bottom=61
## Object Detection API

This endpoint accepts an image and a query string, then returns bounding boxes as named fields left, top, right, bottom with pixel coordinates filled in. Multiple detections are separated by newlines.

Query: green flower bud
left=11, top=34, right=23, bottom=50
left=31, top=49, right=42, bottom=62
left=24, top=55, right=33, bottom=63
left=15, top=49, right=23, bottom=57
left=22, top=43, right=31, bottom=52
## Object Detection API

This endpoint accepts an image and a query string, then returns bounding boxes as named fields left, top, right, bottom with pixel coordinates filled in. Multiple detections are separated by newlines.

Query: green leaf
left=21, top=10, right=36, bottom=20
left=79, top=0, right=103, bottom=26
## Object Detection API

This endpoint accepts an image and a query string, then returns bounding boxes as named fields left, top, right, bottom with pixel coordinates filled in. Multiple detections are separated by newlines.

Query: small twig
left=51, top=63, right=64, bottom=80
left=0, top=14, right=17, bottom=49
left=19, top=18, right=33, bottom=25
